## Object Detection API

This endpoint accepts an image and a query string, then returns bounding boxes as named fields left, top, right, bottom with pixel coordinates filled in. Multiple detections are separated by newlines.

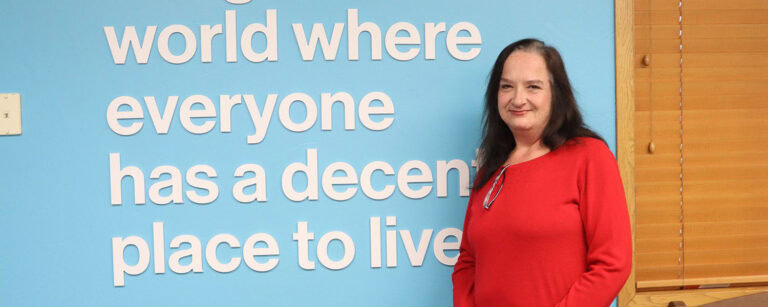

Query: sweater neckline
left=500, top=144, right=561, bottom=171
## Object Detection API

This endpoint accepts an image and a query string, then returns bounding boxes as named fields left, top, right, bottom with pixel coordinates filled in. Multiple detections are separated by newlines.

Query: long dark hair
left=474, top=38, right=604, bottom=189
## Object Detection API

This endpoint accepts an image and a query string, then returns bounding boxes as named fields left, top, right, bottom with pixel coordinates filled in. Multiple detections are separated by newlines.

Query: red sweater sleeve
left=452, top=187, right=478, bottom=307
left=556, top=142, right=633, bottom=307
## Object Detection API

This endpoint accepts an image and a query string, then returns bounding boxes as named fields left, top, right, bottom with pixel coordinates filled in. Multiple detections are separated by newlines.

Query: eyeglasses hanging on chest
left=482, top=164, right=511, bottom=210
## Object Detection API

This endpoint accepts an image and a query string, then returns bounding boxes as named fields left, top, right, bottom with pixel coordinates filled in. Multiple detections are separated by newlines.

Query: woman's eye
left=528, top=85, right=541, bottom=89
left=500, top=84, right=512, bottom=89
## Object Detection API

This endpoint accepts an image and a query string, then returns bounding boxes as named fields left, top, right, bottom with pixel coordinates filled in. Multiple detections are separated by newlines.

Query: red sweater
left=452, top=137, right=632, bottom=307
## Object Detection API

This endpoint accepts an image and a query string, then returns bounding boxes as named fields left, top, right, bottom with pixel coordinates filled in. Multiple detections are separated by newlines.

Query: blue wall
left=0, top=1, right=616, bottom=306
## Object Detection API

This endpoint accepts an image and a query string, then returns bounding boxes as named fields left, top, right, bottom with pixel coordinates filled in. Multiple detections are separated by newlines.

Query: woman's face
left=497, top=51, right=553, bottom=139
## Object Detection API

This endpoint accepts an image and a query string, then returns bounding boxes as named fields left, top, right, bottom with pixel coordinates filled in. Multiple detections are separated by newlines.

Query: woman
left=452, top=39, right=632, bottom=307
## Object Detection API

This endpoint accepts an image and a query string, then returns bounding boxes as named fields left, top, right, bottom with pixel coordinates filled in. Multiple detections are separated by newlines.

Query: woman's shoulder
left=560, top=137, right=615, bottom=160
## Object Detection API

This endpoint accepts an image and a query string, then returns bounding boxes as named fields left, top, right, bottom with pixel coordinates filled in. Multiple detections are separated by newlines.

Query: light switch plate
left=0, top=93, right=22, bottom=135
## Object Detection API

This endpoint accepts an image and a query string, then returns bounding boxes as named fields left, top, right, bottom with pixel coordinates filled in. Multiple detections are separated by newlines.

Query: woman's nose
left=511, top=89, right=526, bottom=106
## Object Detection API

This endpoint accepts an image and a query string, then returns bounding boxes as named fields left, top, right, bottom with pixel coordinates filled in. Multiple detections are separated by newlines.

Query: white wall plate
left=0, top=93, right=22, bottom=135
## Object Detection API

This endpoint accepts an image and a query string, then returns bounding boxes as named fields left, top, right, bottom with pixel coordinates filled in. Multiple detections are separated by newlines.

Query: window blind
left=634, top=0, right=768, bottom=290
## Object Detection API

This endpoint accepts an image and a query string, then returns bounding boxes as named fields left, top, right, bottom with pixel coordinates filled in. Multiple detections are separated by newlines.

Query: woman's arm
left=556, top=141, right=633, bottom=307
left=452, top=195, right=477, bottom=307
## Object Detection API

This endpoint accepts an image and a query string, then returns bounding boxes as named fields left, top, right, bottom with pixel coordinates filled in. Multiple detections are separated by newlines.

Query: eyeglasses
left=482, top=164, right=510, bottom=210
